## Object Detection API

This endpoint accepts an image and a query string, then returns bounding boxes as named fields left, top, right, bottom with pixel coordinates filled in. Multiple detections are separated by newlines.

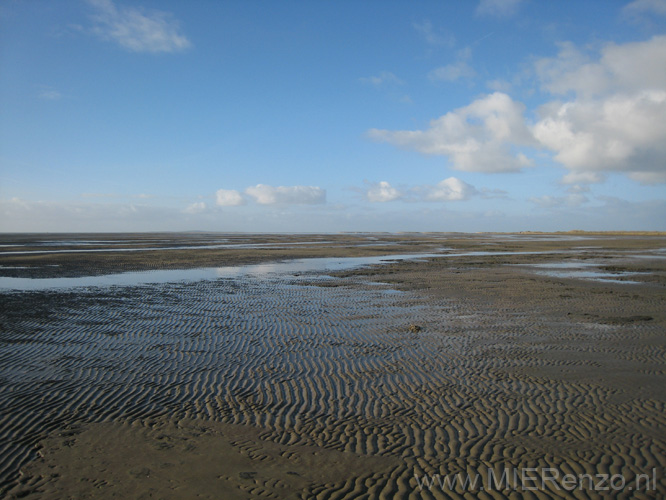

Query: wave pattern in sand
left=1, top=271, right=665, bottom=498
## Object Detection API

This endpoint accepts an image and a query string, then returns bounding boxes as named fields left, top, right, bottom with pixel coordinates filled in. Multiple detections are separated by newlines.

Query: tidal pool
left=0, top=254, right=440, bottom=292
left=515, top=261, right=648, bottom=284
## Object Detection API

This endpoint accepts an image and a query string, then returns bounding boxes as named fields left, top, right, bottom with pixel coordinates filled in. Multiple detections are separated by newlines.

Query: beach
left=1, top=233, right=665, bottom=498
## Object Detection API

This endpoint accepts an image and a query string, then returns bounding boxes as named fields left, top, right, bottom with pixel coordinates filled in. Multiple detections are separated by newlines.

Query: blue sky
left=1, top=0, right=665, bottom=232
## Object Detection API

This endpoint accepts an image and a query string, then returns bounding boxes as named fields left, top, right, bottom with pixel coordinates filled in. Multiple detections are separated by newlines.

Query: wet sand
left=1, top=233, right=665, bottom=498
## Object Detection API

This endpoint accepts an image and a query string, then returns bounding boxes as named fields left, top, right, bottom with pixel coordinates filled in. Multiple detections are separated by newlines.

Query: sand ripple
left=1, top=267, right=665, bottom=498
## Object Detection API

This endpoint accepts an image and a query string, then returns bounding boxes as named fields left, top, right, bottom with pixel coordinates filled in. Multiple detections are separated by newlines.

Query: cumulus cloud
left=370, top=36, right=666, bottom=185
left=245, top=184, right=326, bottom=205
left=535, top=36, right=666, bottom=96
left=366, top=181, right=402, bottom=202
left=476, top=0, right=524, bottom=17
left=87, top=0, right=191, bottom=53
left=362, top=178, right=477, bottom=203
left=567, top=184, right=590, bottom=194
left=421, top=177, right=477, bottom=201
left=183, top=201, right=206, bottom=214
left=214, top=185, right=326, bottom=206
left=368, top=92, right=535, bottom=173
left=533, top=90, right=666, bottom=182
left=215, top=189, right=245, bottom=206
left=532, top=35, right=666, bottom=184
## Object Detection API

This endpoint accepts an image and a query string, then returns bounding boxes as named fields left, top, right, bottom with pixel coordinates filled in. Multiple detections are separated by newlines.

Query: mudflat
left=1, top=232, right=665, bottom=498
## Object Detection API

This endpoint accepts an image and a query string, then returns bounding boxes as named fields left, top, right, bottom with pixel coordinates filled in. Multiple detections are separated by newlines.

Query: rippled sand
left=1, top=233, right=665, bottom=498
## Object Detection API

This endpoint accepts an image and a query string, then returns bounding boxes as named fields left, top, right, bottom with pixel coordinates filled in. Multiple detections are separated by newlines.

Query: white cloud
left=566, top=184, right=590, bottom=194
left=421, top=177, right=477, bottom=201
left=245, top=184, right=326, bottom=205
left=362, top=178, right=477, bottom=203
left=623, top=0, right=666, bottom=22
left=536, top=36, right=666, bottom=96
left=370, top=36, right=666, bottom=185
left=87, top=0, right=191, bottom=53
left=3, top=195, right=663, bottom=233
left=532, top=36, right=666, bottom=184
left=215, top=189, right=245, bottom=206
left=535, top=42, right=601, bottom=96
left=533, top=90, right=666, bottom=182
left=366, top=181, right=402, bottom=202
left=183, top=201, right=206, bottom=214
left=360, top=71, right=403, bottom=87
left=368, top=92, right=535, bottom=173
left=476, top=0, right=524, bottom=17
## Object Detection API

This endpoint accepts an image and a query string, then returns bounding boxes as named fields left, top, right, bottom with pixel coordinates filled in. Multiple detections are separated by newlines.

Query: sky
left=1, top=0, right=665, bottom=233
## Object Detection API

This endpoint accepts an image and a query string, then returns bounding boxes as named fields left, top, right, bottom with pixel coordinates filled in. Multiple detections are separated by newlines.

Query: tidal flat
left=1, top=232, right=665, bottom=499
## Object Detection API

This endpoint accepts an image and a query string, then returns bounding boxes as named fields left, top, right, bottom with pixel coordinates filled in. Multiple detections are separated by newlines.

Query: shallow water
left=0, top=254, right=440, bottom=291
left=0, top=270, right=436, bottom=490
left=533, top=269, right=645, bottom=283
left=527, top=262, right=599, bottom=269
left=1, top=245, right=664, bottom=497
left=485, top=233, right=601, bottom=241
left=0, top=250, right=579, bottom=291
left=446, top=250, right=563, bottom=257
left=517, top=261, right=648, bottom=283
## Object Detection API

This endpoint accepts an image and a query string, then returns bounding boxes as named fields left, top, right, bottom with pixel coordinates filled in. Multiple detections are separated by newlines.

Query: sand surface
left=1, top=232, right=665, bottom=498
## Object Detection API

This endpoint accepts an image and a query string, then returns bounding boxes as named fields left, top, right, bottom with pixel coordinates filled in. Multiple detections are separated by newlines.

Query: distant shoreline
left=1, top=230, right=665, bottom=236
